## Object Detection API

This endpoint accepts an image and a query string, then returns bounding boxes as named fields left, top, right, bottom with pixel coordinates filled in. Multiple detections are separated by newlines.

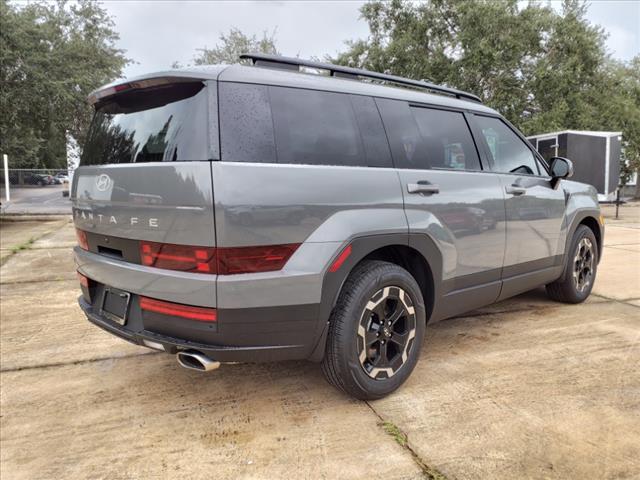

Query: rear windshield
left=81, top=82, right=209, bottom=165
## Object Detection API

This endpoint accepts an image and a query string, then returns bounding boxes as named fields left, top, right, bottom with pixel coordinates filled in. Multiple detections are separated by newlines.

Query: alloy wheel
left=573, top=237, right=594, bottom=293
left=356, top=286, right=417, bottom=380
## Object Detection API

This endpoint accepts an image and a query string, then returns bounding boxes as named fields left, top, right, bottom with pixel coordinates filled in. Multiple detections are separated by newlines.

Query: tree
left=333, top=0, right=640, bottom=196
left=177, top=28, right=278, bottom=67
left=0, top=0, right=129, bottom=168
left=332, top=0, right=555, bottom=122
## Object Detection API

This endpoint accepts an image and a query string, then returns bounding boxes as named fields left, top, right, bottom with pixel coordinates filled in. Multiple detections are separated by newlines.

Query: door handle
left=407, top=183, right=440, bottom=195
left=505, top=185, right=526, bottom=195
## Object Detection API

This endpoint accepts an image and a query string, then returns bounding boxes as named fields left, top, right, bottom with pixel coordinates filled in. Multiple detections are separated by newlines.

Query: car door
left=470, top=115, right=566, bottom=298
left=376, top=99, right=506, bottom=319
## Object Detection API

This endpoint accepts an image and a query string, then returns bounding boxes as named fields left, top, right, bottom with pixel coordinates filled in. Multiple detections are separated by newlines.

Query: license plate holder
left=100, top=287, right=131, bottom=326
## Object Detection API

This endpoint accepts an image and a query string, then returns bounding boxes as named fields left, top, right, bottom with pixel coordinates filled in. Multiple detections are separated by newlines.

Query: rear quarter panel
left=212, top=162, right=408, bottom=309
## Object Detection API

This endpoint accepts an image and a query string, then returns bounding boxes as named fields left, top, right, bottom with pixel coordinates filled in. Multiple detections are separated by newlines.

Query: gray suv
left=73, top=54, right=603, bottom=399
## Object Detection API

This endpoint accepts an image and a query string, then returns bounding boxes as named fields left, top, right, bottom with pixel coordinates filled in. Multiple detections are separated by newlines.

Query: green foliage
left=188, top=28, right=279, bottom=66
left=0, top=0, right=129, bottom=168
left=333, top=0, right=640, bottom=193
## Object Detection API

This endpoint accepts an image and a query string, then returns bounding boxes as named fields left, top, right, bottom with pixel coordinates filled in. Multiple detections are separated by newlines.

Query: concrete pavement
left=0, top=203, right=638, bottom=479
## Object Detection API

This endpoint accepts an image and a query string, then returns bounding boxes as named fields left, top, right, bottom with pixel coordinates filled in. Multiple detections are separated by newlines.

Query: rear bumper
left=74, top=244, right=335, bottom=361
left=79, top=296, right=321, bottom=362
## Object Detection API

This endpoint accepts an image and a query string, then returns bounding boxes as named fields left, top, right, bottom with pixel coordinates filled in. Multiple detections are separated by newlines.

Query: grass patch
left=381, top=420, right=408, bottom=446
left=10, top=237, right=36, bottom=254
left=379, top=420, right=449, bottom=480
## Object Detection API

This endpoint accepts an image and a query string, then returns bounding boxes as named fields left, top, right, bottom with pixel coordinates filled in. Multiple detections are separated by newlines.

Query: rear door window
left=81, top=82, right=209, bottom=165
left=410, top=107, right=481, bottom=171
left=376, top=98, right=481, bottom=171
left=349, top=95, right=392, bottom=168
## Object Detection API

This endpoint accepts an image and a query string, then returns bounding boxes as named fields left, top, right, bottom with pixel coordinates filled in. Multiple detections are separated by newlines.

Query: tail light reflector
left=329, top=244, right=352, bottom=272
left=76, top=229, right=88, bottom=250
left=139, top=241, right=299, bottom=275
left=77, top=272, right=92, bottom=302
left=77, top=272, right=89, bottom=288
left=140, top=296, right=217, bottom=322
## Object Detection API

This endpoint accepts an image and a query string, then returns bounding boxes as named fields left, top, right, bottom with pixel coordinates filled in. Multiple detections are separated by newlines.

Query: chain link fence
left=1, top=167, right=73, bottom=215
left=1, top=168, right=72, bottom=187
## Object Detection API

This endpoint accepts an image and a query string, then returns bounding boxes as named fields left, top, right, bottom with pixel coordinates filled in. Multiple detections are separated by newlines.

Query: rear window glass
left=219, top=83, right=277, bottom=164
left=269, top=86, right=365, bottom=167
left=219, top=83, right=392, bottom=168
left=81, top=82, right=209, bottom=165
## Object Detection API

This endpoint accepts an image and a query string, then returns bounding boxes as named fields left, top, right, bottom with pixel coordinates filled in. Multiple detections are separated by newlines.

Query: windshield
left=81, top=82, right=208, bottom=165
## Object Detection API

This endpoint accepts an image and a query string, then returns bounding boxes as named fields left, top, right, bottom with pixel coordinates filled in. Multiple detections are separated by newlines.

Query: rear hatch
left=72, top=78, right=216, bottom=250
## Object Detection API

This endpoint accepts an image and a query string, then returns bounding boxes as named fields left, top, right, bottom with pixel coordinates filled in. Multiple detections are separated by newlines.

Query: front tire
left=321, top=260, right=426, bottom=400
left=546, top=225, right=598, bottom=303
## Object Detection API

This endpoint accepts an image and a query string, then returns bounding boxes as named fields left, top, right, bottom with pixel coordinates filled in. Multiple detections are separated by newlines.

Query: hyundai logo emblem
left=95, top=174, right=113, bottom=192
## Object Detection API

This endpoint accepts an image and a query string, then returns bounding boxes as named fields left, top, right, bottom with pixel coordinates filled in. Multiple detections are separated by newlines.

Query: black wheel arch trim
left=308, top=232, right=443, bottom=361
left=558, top=208, right=603, bottom=282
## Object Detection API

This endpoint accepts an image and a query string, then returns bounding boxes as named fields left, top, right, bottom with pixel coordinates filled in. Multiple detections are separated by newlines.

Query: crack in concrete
left=592, top=293, right=640, bottom=307
left=0, top=221, right=69, bottom=266
left=0, top=351, right=160, bottom=373
left=0, top=277, right=76, bottom=286
left=364, top=401, right=449, bottom=480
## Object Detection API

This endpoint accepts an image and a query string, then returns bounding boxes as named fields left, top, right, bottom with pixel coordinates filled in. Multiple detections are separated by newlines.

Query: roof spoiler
left=87, top=76, right=200, bottom=106
left=240, top=53, right=482, bottom=103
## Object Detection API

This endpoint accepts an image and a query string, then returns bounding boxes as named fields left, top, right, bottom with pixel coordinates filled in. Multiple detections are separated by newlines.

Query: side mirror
left=549, top=157, right=573, bottom=188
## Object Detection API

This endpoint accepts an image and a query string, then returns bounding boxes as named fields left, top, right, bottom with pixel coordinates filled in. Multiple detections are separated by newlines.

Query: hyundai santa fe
left=73, top=53, right=603, bottom=399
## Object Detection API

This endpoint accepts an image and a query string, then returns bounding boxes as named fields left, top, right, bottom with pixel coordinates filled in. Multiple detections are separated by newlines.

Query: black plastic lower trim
left=79, top=296, right=318, bottom=362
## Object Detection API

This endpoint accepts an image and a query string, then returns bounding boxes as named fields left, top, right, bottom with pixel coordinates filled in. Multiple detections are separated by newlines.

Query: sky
left=101, top=0, right=640, bottom=79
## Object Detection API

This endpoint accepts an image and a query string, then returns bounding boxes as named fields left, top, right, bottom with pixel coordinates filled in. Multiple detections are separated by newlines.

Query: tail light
left=76, top=229, right=88, bottom=250
left=140, top=296, right=217, bottom=322
left=140, top=241, right=216, bottom=273
left=217, top=244, right=300, bottom=274
left=139, top=241, right=299, bottom=275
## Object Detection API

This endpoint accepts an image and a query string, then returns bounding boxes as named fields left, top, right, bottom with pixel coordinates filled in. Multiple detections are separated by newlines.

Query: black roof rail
left=239, top=53, right=482, bottom=103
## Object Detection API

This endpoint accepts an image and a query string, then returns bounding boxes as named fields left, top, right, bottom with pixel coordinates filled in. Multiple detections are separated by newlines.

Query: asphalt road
left=0, top=184, right=72, bottom=215
left=0, top=204, right=638, bottom=479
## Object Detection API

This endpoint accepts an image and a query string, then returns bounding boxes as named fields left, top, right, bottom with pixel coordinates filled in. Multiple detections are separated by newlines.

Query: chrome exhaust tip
left=176, top=350, right=220, bottom=372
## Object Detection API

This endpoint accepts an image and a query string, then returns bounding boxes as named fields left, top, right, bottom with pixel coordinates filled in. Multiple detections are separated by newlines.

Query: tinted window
left=219, top=83, right=276, bottom=163
left=410, top=107, right=480, bottom=170
left=376, top=98, right=481, bottom=171
left=349, top=95, right=392, bottom=168
left=270, top=86, right=365, bottom=167
left=220, top=84, right=392, bottom=168
left=375, top=98, right=424, bottom=169
left=475, top=116, right=539, bottom=175
left=82, top=82, right=208, bottom=165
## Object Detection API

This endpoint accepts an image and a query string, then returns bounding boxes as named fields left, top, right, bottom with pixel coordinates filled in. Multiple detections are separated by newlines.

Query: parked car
left=73, top=54, right=603, bottom=399
left=22, top=173, right=53, bottom=186
left=55, top=172, right=70, bottom=183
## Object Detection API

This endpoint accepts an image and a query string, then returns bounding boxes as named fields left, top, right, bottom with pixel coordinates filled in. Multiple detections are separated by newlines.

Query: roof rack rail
left=239, top=53, right=482, bottom=103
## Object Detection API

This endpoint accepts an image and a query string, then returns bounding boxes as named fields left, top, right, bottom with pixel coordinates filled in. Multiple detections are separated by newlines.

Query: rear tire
left=546, top=225, right=598, bottom=303
left=321, top=260, right=426, bottom=400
